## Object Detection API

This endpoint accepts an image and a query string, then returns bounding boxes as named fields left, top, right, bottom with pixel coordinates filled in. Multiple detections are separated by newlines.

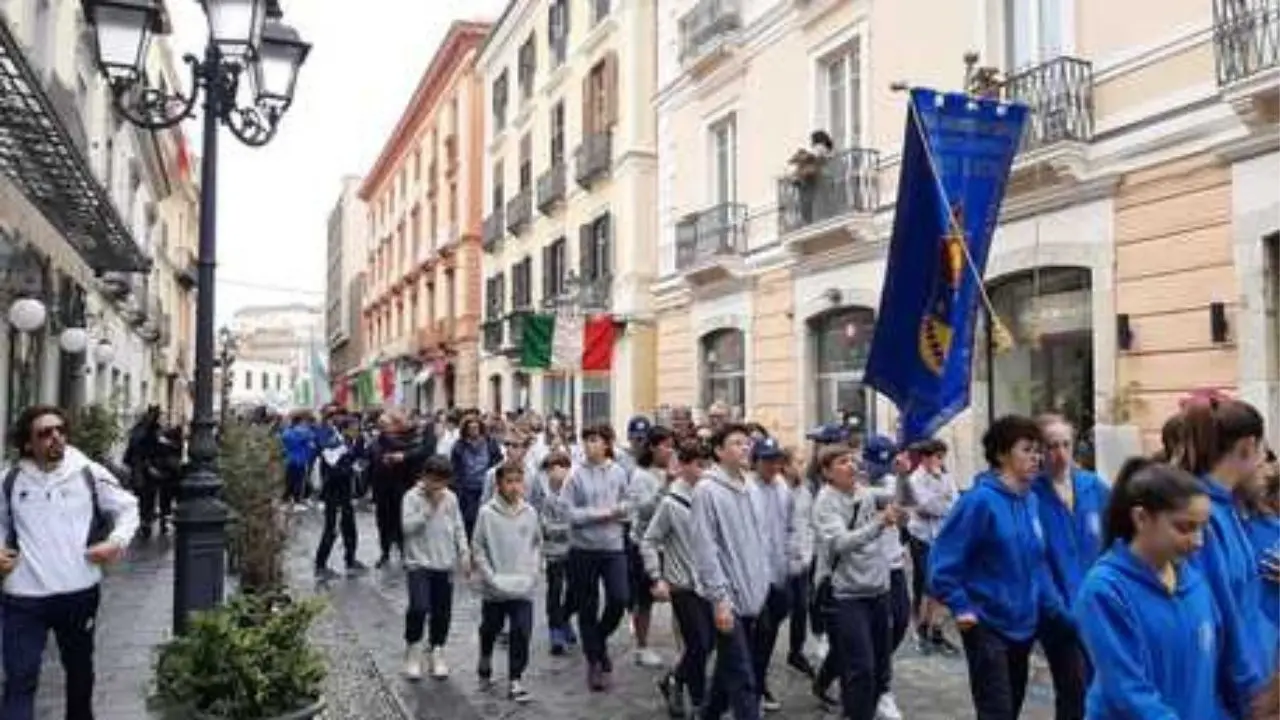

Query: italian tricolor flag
left=520, top=313, right=616, bottom=371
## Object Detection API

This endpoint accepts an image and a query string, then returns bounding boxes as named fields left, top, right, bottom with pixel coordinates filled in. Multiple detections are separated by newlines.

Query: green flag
left=357, top=369, right=376, bottom=407
left=521, top=313, right=555, bottom=369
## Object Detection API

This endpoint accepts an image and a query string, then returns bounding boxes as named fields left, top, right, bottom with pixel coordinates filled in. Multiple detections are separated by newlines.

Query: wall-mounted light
left=1209, top=301, right=1229, bottom=344
left=1117, top=313, right=1133, bottom=351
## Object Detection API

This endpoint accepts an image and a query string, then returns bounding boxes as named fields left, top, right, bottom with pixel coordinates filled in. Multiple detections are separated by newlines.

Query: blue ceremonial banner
left=863, top=88, right=1028, bottom=444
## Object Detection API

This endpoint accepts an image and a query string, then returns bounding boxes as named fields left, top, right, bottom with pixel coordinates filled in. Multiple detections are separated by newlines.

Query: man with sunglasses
left=0, top=404, right=140, bottom=720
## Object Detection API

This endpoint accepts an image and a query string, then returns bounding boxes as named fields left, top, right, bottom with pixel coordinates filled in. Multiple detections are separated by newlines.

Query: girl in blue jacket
left=1238, top=451, right=1280, bottom=651
left=928, top=414, right=1072, bottom=719
left=1074, top=457, right=1229, bottom=719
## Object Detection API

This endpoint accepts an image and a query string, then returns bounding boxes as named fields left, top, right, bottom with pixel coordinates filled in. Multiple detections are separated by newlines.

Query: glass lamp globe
left=7, top=297, right=47, bottom=333
left=93, top=340, right=117, bottom=365
left=59, top=327, right=89, bottom=354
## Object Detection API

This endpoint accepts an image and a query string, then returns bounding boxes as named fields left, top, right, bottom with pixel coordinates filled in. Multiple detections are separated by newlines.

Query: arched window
left=980, top=266, right=1094, bottom=431
left=513, top=371, right=531, bottom=411
left=488, top=374, right=503, bottom=415
left=809, top=307, right=876, bottom=431
left=701, top=328, right=745, bottom=419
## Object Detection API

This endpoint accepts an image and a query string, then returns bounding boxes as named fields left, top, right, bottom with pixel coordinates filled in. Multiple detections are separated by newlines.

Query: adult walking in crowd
left=370, top=410, right=434, bottom=568
left=0, top=405, right=140, bottom=720
left=451, top=414, right=500, bottom=539
left=314, top=413, right=369, bottom=579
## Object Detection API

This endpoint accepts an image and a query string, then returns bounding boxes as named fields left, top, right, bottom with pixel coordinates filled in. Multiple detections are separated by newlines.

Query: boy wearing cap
left=860, top=436, right=911, bottom=720
left=748, top=436, right=795, bottom=712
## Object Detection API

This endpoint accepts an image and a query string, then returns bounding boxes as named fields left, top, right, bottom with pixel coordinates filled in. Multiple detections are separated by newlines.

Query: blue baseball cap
left=863, top=434, right=898, bottom=476
left=626, top=415, right=652, bottom=438
left=805, top=423, right=850, bottom=445
left=751, top=436, right=785, bottom=462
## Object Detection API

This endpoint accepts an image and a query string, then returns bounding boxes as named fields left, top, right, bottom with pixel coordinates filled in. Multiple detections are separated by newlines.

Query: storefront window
left=810, top=307, right=876, bottom=432
left=982, top=267, right=1094, bottom=432
left=700, top=329, right=745, bottom=419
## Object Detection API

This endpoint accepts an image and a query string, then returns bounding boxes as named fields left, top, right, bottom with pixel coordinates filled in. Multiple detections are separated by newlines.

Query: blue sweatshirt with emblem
left=1244, top=514, right=1280, bottom=631
left=1031, top=468, right=1110, bottom=608
left=1074, top=542, right=1229, bottom=720
left=1189, top=477, right=1275, bottom=716
left=928, top=472, right=1067, bottom=642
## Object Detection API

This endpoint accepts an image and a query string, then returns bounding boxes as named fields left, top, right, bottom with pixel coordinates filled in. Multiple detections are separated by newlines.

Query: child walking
left=540, top=450, right=578, bottom=654
left=400, top=455, right=470, bottom=680
left=472, top=462, right=542, bottom=703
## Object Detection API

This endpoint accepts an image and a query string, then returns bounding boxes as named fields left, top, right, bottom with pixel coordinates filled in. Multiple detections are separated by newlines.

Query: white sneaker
left=812, top=635, right=830, bottom=663
left=509, top=679, right=532, bottom=704
left=402, top=645, right=423, bottom=681
left=877, top=693, right=903, bottom=720
left=429, top=648, right=449, bottom=679
left=634, top=648, right=663, bottom=668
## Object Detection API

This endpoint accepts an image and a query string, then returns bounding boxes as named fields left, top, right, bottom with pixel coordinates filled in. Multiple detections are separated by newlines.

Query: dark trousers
left=830, top=594, right=892, bottom=720
left=571, top=548, right=630, bottom=666
left=405, top=569, right=453, bottom=647
left=889, top=568, right=910, bottom=652
left=458, top=487, right=483, bottom=541
left=284, top=463, right=307, bottom=503
left=138, top=477, right=175, bottom=528
left=670, top=589, right=713, bottom=706
left=960, top=624, right=1034, bottom=720
left=545, top=557, right=575, bottom=629
left=703, top=615, right=761, bottom=720
left=787, top=570, right=811, bottom=657
left=315, top=495, right=357, bottom=570
left=2, top=587, right=101, bottom=720
left=1040, top=615, right=1088, bottom=720
left=751, top=584, right=791, bottom=695
left=908, top=537, right=932, bottom=617
left=373, top=485, right=405, bottom=559
left=479, top=599, right=533, bottom=680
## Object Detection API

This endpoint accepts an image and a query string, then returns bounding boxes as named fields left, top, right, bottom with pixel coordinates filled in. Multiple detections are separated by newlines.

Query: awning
left=0, top=21, right=149, bottom=273
left=413, top=367, right=433, bottom=386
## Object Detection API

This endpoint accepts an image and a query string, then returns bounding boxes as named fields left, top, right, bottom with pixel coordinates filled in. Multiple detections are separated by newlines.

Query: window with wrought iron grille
left=582, top=375, right=611, bottom=427
left=700, top=329, right=745, bottom=419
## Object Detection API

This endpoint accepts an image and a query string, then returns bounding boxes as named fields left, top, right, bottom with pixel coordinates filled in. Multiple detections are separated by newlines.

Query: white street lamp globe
left=93, top=340, right=116, bottom=365
left=7, top=297, right=47, bottom=333
left=59, top=327, right=89, bottom=354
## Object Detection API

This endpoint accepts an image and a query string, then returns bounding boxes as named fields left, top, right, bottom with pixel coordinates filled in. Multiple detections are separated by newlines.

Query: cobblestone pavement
left=292, top=507, right=1056, bottom=720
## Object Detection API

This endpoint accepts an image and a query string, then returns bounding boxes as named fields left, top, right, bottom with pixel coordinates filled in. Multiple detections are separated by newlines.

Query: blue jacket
left=1074, top=542, right=1229, bottom=720
left=280, top=425, right=315, bottom=469
left=928, top=472, right=1066, bottom=642
left=1189, top=477, right=1275, bottom=716
left=1244, top=514, right=1280, bottom=631
left=1031, top=468, right=1110, bottom=608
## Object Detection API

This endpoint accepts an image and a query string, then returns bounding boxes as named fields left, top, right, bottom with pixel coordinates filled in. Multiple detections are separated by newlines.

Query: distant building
left=326, top=176, right=367, bottom=379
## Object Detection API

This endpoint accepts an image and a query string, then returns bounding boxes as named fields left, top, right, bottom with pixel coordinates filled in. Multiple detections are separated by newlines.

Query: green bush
left=219, top=423, right=287, bottom=593
left=153, top=592, right=326, bottom=719
left=69, top=404, right=122, bottom=464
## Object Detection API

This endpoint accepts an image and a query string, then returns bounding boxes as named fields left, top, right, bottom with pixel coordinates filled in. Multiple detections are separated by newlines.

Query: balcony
left=679, top=0, right=742, bottom=73
left=574, top=132, right=612, bottom=188
left=1002, top=56, right=1094, bottom=176
left=578, top=274, right=613, bottom=313
left=506, top=188, right=533, bottom=235
left=675, top=202, right=748, bottom=286
left=777, top=147, right=880, bottom=254
left=45, top=74, right=88, bottom=158
left=537, top=162, right=567, bottom=213
left=482, top=317, right=504, bottom=354
left=482, top=210, right=505, bottom=253
left=1213, top=0, right=1280, bottom=121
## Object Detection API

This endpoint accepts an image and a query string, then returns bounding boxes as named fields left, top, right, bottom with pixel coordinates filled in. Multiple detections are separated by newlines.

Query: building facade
left=653, top=0, right=1279, bottom=477
left=478, top=0, right=659, bottom=428
left=0, top=0, right=192, bottom=452
left=325, top=175, right=367, bottom=379
left=360, top=21, right=491, bottom=412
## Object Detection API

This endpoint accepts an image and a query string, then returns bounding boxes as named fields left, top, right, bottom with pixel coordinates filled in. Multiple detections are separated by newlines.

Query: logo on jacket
left=1031, top=517, right=1044, bottom=543
left=1087, top=511, right=1101, bottom=538
left=918, top=202, right=967, bottom=376
left=1198, top=620, right=1214, bottom=655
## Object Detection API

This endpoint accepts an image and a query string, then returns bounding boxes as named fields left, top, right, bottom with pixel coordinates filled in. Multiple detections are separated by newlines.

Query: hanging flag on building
left=863, top=88, right=1027, bottom=444
left=174, top=129, right=192, bottom=181
left=309, top=342, right=331, bottom=407
left=357, top=368, right=377, bottom=407
left=378, top=362, right=395, bottom=402
left=520, top=313, right=615, bottom=371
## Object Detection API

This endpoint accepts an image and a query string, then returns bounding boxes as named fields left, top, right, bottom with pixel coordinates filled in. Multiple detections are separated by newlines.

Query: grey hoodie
left=813, top=483, right=892, bottom=598
left=564, top=459, right=630, bottom=552
left=539, top=483, right=572, bottom=561
left=690, top=464, right=773, bottom=618
left=471, top=495, right=541, bottom=600
left=753, top=472, right=793, bottom=587
left=626, top=466, right=665, bottom=544
left=787, top=482, right=816, bottom=576
left=401, top=487, right=470, bottom=572
left=640, top=478, right=698, bottom=590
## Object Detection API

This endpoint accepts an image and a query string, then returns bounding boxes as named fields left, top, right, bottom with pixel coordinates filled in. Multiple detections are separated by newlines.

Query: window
left=819, top=39, right=863, bottom=150
left=582, top=55, right=618, bottom=134
left=489, top=374, right=503, bottom=415
left=261, top=372, right=269, bottom=391
left=810, top=308, right=877, bottom=432
left=410, top=207, right=421, bottom=262
left=519, top=134, right=533, bottom=191
left=518, top=34, right=537, bottom=101
left=492, top=161, right=505, bottom=212
left=579, top=214, right=612, bottom=282
left=1005, top=0, right=1065, bottom=70
left=246, top=372, right=253, bottom=391
left=276, top=374, right=282, bottom=391
left=709, top=114, right=737, bottom=205
left=445, top=269, right=456, bottom=319
left=414, top=147, right=422, bottom=180
left=485, top=274, right=506, bottom=318
left=492, top=70, right=510, bottom=130
left=542, top=237, right=567, bottom=300
left=513, top=257, right=533, bottom=310
left=1265, top=234, right=1279, bottom=390
left=543, top=373, right=571, bottom=418
left=428, top=203, right=438, bottom=249
left=701, top=329, right=745, bottom=419
left=549, top=0, right=570, bottom=67
left=550, top=101, right=566, bottom=164
left=592, top=0, right=611, bottom=25
left=583, top=375, right=611, bottom=426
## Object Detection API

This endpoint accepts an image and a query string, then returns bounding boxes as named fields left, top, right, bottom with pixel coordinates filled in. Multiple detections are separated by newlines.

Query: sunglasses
left=35, top=424, right=67, bottom=440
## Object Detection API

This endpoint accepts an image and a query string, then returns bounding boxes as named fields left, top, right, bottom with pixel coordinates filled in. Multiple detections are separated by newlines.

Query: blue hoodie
left=1244, top=514, right=1280, bottom=631
left=1031, top=468, right=1110, bottom=607
left=928, top=472, right=1066, bottom=642
left=280, top=424, right=315, bottom=469
left=1189, top=477, right=1275, bottom=716
left=1074, top=542, right=1229, bottom=720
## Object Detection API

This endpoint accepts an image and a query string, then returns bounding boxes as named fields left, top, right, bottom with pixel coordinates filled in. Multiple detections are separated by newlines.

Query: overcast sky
left=164, top=0, right=509, bottom=325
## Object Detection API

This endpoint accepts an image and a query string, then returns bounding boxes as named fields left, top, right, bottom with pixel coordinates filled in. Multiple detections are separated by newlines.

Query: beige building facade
left=478, top=0, right=658, bottom=428
left=653, top=0, right=1279, bottom=476
left=325, top=175, right=367, bottom=379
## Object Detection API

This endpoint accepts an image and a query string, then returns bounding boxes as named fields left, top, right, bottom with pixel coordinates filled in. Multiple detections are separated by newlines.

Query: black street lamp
left=80, top=0, right=311, bottom=634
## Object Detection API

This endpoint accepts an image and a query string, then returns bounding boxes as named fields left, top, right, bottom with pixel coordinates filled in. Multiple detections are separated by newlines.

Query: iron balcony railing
left=679, top=0, right=742, bottom=62
left=675, top=202, right=748, bottom=271
left=1214, top=0, right=1280, bottom=86
left=45, top=75, right=87, bottom=157
left=1003, top=56, right=1095, bottom=152
left=579, top=274, right=613, bottom=313
left=537, top=162, right=566, bottom=213
left=482, top=210, right=505, bottom=253
left=574, top=132, right=612, bottom=187
left=506, top=188, right=533, bottom=234
left=482, top=317, right=504, bottom=353
left=777, top=147, right=880, bottom=235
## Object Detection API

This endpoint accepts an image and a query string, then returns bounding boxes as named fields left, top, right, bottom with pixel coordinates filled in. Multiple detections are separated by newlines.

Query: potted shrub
left=219, top=423, right=287, bottom=591
left=69, top=403, right=125, bottom=475
left=152, top=592, right=327, bottom=719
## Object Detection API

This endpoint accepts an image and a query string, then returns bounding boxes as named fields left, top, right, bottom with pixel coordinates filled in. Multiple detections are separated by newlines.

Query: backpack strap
left=82, top=466, right=101, bottom=517
left=4, top=466, right=19, bottom=551
left=664, top=493, right=692, bottom=511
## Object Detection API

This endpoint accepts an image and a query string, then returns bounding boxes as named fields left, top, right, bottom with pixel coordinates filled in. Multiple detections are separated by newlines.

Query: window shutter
left=600, top=214, right=613, bottom=277
left=541, top=245, right=551, bottom=301
left=581, top=73, right=593, bottom=136
left=603, top=51, right=619, bottom=129
left=578, top=223, right=594, bottom=279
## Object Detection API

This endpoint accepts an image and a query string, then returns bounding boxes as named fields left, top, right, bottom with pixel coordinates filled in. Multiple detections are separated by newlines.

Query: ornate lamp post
left=80, top=0, right=311, bottom=633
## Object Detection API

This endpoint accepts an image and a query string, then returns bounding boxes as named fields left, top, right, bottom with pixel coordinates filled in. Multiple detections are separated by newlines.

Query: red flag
left=379, top=363, right=395, bottom=401
left=581, top=314, right=615, bottom=372
left=174, top=130, right=192, bottom=181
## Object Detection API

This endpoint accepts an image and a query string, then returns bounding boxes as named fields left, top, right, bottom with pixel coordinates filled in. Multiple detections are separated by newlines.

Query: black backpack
left=4, top=465, right=114, bottom=551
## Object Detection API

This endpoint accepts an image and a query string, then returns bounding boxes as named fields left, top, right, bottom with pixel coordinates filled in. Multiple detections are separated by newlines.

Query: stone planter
left=193, top=698, right=326, bottom=720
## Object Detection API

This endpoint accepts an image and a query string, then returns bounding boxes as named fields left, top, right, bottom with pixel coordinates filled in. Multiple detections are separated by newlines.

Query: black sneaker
left=931, top=632, right=961, bottom=656
left=761, top=689, right=782, bottom=712
left=345, top=559, right=368, bottom=574
left=315, top=567, right=340, bottom=582
left=374, top=553, right=390, bottom=570
left=657, top=673, right=687, bottom=718
left=477, top=656, right=493, bottom=689
left=786, top=652, right=815, bottom=679
left=811, top=678, right=836, bottom=709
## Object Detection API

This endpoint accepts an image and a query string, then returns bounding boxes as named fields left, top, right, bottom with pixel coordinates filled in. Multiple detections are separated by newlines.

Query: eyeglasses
left=35, top=424, right=66, bottom=440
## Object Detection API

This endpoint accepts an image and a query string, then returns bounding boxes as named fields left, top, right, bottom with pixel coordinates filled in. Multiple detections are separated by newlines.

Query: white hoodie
left=0, top=447, right=140, bottom=597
